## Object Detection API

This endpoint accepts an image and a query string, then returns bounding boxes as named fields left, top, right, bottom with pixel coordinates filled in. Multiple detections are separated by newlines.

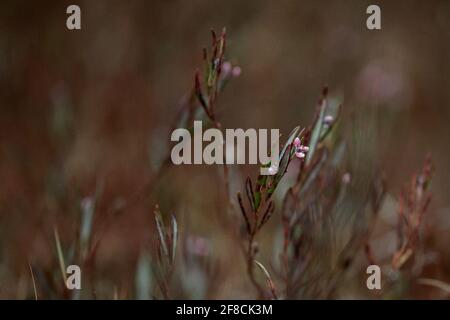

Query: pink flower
left=293, top=137, right=309, bottom=159
left=232, top=66, right=242, bottom=77
left=299, top=145, right=309, bottom=152
left=221, top=61, right=232, bottom=76
left=268, top=164, right=278, bottom=175
left=324, top=115, right=334, bottom=125
left=342, top=172, right=351, bottom=184
left=295, top=151, right=306, bottom=159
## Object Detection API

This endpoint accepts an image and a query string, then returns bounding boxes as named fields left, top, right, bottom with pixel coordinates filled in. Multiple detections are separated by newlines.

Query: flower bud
left=295, top=151, right=306, bottom=159
left=232, top=66, right=242, bottom=77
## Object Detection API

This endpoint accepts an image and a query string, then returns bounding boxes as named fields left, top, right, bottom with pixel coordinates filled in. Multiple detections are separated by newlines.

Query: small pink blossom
left=295, top=151, right=305, bottom=159
left=324, top=115, right=334, bottom=125
left=232, top=66, right=242, bottom=77
left=299, top=145, right=309, bottom=152
left=268, top=164, right=278, bottom=175
left=293, top=137, right=308, bottom=159
left=221, top=61, right=232, bottom=75
left=342, top=172, right=351, bottom=184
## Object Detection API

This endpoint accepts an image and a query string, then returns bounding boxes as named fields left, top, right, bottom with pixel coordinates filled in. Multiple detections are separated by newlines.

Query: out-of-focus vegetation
left=0, top=0, right=448, bottom=299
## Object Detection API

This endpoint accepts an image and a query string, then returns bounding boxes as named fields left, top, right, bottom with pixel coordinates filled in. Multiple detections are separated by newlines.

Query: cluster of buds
left=221, top=61, right=242, bottom=78
left=293, top=137, right=309, bottom=159
left=266, top=133, right=310, bottom=175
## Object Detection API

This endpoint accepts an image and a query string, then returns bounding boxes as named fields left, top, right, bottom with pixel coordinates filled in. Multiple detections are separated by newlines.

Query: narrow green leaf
left=254, top=173, right=268, bottom=210
left=154, top=207, right=169, bottom=257
left=255, top=260, right=271, bottom=279
left=245, top=177, right=256, bottom=212
left=80, top=197, right=94, bottom=259
left=28, top=261, right=38, bottom=300
left=306, top=99, right=326, bottom=165
left=54, top=227, right=67, bottom=283
left=255, top=260, right=278, bottom=299
left=279, top=126, right=300, bottom=163
left=171, top=214, right=178, bottom=263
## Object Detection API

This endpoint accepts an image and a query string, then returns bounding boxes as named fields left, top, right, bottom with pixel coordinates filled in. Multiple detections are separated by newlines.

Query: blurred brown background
left=0, top=0, right=448, bottom=298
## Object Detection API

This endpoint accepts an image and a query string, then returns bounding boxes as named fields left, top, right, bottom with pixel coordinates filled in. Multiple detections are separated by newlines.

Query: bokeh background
left=0, top=0, right=448, bottom=299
